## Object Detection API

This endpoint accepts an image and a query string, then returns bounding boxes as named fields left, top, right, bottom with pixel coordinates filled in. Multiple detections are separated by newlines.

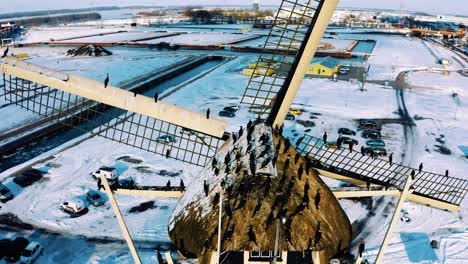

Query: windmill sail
left=1, top=58, right=227, bottom=166
left=241, top=0, right=331, bottom=126
left=296, top=134, right=468, bottom=211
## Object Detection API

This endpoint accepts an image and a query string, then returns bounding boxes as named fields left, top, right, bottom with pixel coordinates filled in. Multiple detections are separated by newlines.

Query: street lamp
left=273, top=216, right=286, bottom=264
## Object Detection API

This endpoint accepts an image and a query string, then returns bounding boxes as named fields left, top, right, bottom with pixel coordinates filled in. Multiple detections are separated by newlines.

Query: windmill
left=1, top=0, right=467, bottom=263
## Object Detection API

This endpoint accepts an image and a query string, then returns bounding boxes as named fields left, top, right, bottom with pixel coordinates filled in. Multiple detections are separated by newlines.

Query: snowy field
left=140, top=32, right=249, bottom=45
left=365, top=35, right=440, bottom=80
left=58, top=31, right=172, bottom=43
left=20, top=26, right=141, bottom=43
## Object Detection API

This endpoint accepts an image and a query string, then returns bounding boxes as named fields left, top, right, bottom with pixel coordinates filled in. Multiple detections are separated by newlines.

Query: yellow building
left=306, top=56, right=340, bottom=76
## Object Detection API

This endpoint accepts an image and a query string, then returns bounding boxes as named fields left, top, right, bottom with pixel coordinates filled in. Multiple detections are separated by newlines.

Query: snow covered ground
left=140, top=32, right=249, bottom=45
left=58, top=31, right=172, bottom=43
left=365, top=35, right=440, bottom=80
left=20, top=26, right=140, bottom=43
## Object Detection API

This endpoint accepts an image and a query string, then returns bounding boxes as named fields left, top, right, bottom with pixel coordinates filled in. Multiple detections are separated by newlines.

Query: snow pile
left=66, top=45, right=113, bottom=57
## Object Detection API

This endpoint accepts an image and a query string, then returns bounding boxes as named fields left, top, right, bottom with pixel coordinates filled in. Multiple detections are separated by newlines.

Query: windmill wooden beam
left=1, top=57, right=227, bottom=138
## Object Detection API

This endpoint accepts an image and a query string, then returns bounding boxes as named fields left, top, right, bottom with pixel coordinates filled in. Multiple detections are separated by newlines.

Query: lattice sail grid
left=3, top=74, right=224, bottom=167
left=241, top=0, right=322, bottom=118
left=296, top=134, right=468, bottom=206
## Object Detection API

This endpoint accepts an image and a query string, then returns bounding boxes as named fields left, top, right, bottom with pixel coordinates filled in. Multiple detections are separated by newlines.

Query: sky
left=0, top=0, right=466, bottom=16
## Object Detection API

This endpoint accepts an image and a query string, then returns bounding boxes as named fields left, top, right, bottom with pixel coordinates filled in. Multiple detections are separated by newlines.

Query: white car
left=20, top=242, right=43, bottom=264
left=91, top=166, right=118, bottom=182
left=61, top=198, right=87, bottom=214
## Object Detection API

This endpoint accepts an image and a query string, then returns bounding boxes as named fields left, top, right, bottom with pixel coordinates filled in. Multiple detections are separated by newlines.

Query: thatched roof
left=169, top=123, right=351, bottom=260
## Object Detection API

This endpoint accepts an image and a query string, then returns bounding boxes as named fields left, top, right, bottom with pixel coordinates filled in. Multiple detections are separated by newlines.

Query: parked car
left=118, top=178, right=136, bottom=189
left=339, top=67, right=350, bottom=74
left=20, top=242, right=43, bottom=264
left=13, top=171, right=43, bottom=188
left=366, top=139, right=386, bottom=147
left=218, top=110, right=235, bottom=118
left=0, top=183, right=13, bottom=202
left=180, top=128, right=196, bottom=136
left=285, top=113, right=295, bottom=121
left=61, top=198, right=87, bottom=215
left=86, top=190, right=105, bottom=207
left=223, top=106, right=238, bottom=113
left=157, top=134, right=177, bottom=144
left=227, top=105, right=240, bottom=111
left=338, top=136, right=359, bottom=146
left=0, top=238, right=10, bottom=259
left=359, top=120, right=378, bottom=130
left=338, top=128, right=356, bottom=136
left=288, top=108, right=302, bottom=115
left=91, top=166, right=118, bottom=182
left=4, top=237, right=29, bottom=263
left=362, top=130, right=381, bottom=139
left=363, top=146, right=388, bottom=156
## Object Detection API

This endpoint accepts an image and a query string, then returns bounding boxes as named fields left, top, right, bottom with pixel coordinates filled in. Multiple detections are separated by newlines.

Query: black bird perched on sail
left=166, top=149, right=171, bottom=159
left=2, top=47, right=9, bottom=58
left=180, top=179, right=185, bottom=190
left=314, top=222, right=322, bottom=246
left=284, top=154, right=291, bottom=170
left=272, top=155, right=277, bottom=168
left=104, top=73, right=110, bottom=88
left=260, top=157, right=271, bottom=169
left=224, top=225, right=235, bottom=241
left=275, top=140, right=282, bottom=154
left=252, top=201, right=262, bottom=217
left=358, top=240, right=365, bottom=258
left=203, top=180, right=209, bottom=197
left=247, top=226, right=257, bottom=245
left=294, top=152, right=300, bottom=164
left=283, top=139, right=291, bottom=154
left=314, top=189, right=321, bottom=210
left=296, top=135, right=305, bottom=147
left=298, top=165, right=304, bottom=180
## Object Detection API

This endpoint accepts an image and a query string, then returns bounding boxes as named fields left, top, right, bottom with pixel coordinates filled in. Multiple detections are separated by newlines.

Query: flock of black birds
left=198, top=120, right=325, bottom=251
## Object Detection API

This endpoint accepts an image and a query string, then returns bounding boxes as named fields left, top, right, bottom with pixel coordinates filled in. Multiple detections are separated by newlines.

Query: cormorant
left=104, top=73, right=110, bottom=88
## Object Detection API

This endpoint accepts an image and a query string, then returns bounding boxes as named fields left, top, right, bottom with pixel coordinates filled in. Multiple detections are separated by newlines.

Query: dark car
left=359, top=120, right=378, bottom=130
left=219, top=110, right=235, bottom=118
left=363, top=146, right=388, bottom=156
left=285, top=113, right=295, bottom=121
left=4, top=237, right=29, bottom=263
left=338, top=128, right=356, bottom=136
left=338, top=136, right=359, bottom=146
left=118, top=178, right=136, bottom=189
left=0, top=238, right=10, bottom=259
left=362, top=130, right=381, bottom=139
left=223, top=106, right=238, bottom=113
left=13, top=171, right=43, bottom=187
left=366, top=139, right=386, bottom=147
